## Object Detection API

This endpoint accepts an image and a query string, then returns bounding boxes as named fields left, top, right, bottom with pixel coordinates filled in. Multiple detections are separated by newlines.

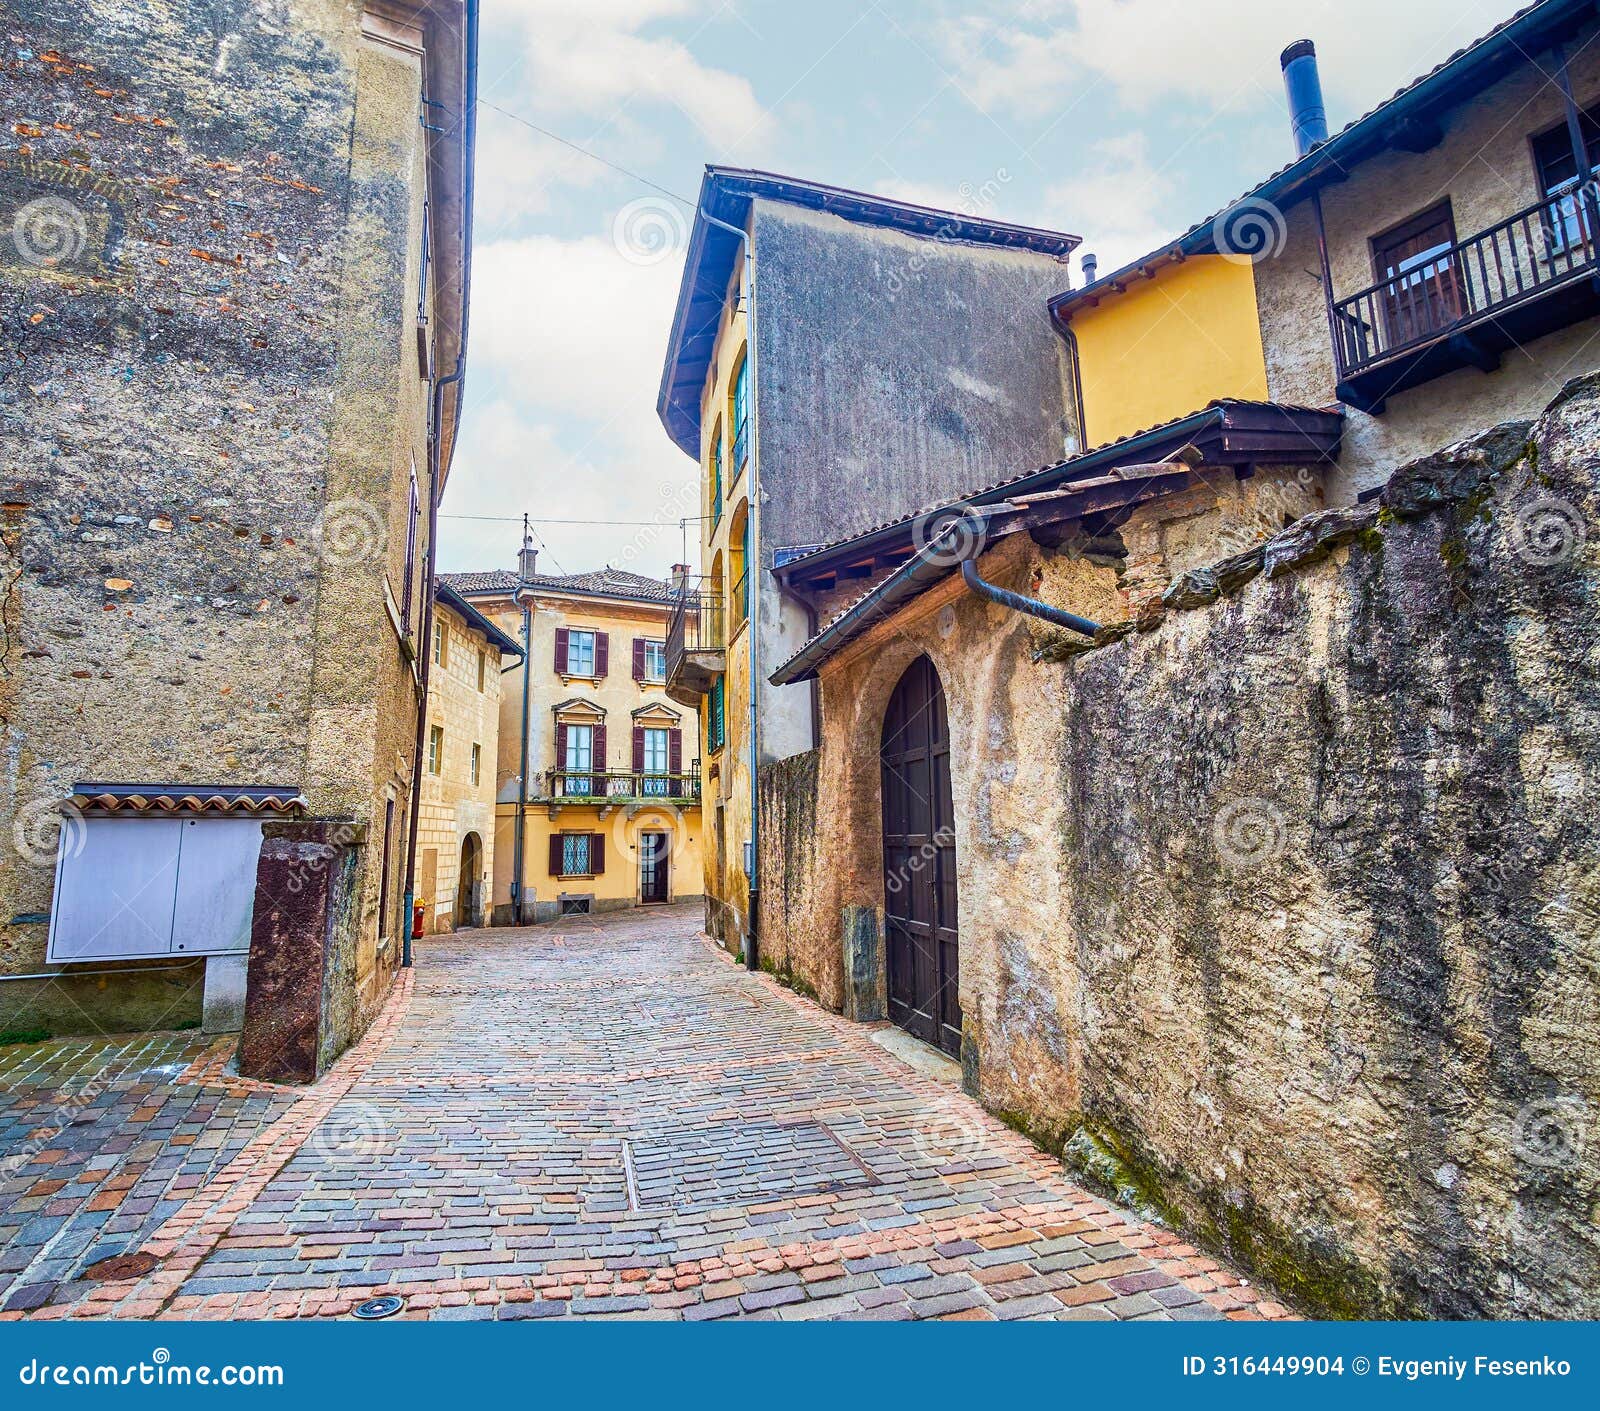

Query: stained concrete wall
left=0, top=1, right=445, bottom=1039
left=1255, top=14, right=1600, bottom=505
left=765, top=377, right=1600, bottom=1318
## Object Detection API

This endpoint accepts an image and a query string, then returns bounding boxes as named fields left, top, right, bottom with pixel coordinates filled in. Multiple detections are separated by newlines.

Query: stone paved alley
left=0, top=906, right=1291, bottom=1321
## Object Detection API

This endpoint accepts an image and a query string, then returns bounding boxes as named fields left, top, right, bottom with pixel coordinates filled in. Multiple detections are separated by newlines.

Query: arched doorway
left=880, top=655, right=960, bottom=1057
left=457, top=832, right=483, bottom=929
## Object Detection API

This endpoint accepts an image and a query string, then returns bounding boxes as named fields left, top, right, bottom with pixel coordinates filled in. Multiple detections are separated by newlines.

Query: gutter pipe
left=400, top=0, right=479, bottom=968
left=702, top=208, right=762, bottom=971
left=958, top=557, right=1100, bottom=637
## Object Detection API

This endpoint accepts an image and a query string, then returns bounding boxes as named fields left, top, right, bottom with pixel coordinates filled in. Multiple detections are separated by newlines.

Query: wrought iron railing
left=1332, top=186, right=1599, bottom=378
left=665, top=583, right=725, bottom=684
left=539, top=769, right=701, bottom=802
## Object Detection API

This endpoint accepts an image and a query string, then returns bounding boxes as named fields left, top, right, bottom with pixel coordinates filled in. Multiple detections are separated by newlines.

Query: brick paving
left=0, top=905, right=1293, bottom=1321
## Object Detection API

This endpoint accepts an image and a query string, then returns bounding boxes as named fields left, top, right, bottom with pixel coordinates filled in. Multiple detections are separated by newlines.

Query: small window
left=428, top=724, right=443, bottom=774
left=476, top=648, right=487, bottom=691
left=402, top=466, right=420, bottom=632
left=567, top=629, right=596, bottom=677
left=433, top=620, right=447, bottom=668
left=1533, top=112, right=1600, bottom=251
left=561, top=832, right=592, bottom=876
left=731, top=349, right=750, bottom=476
left=470, top=742, right=481, bottom=786
left=710, top=422, right=724, bottom=526
left=643, top=639, right=666, bottom=682
left=707, top=678, right=726, bottom=753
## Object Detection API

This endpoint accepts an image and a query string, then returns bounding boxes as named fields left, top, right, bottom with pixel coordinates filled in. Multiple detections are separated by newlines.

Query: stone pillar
left=238, top=819, right=365, bottom=1084
left=201, top=953, right=248, bottom=1034
left=841, top=904, right=886, bottom=1022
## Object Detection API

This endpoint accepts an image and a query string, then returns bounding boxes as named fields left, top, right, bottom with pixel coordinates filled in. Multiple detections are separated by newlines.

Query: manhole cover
left=352, top=1295, right=405, bottom=1320
left=82, top=1251, right=158, bottom=1281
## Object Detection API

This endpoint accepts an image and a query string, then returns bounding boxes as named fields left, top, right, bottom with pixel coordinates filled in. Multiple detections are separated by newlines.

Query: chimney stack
left=1280, top=40, right=1328, bottom=157
left=1081, top=252, right=1098, bottom=286
left=669, top=563, right=690, bottom=595
left=517, top=531, right=538, bottom=582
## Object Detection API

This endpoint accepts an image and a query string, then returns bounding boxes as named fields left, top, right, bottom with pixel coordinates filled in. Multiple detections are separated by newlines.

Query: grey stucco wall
left=750, top=200, right=1076, bottom=762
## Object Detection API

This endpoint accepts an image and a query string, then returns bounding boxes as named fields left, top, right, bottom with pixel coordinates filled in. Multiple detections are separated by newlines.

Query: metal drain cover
left=352, top=1295, right=405, bottom=1320
left=82, top=1251, right=158, bottom=1281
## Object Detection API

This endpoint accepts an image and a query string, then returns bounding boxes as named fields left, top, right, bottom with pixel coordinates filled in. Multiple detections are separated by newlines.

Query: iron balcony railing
left=538, top=769, right=701, bottom=803
left=665, top=582, right=725, bottom=684
left=1333, top=186, right=1600, bottom=378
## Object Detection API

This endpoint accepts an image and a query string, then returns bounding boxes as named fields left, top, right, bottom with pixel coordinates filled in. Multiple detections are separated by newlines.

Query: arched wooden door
left=880, top=656, right=960, bottom=1057
left=457, top=833, right=483, bottom=928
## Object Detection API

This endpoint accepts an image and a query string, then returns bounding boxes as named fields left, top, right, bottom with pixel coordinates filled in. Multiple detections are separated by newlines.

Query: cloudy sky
left=439, top=0, right=1510, bottom=579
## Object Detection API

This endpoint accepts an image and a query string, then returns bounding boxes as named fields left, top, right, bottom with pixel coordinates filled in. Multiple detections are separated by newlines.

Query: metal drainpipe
left=702, top=209, right=761, bottom=971
left=959, top=557, right=1101, bottom=637
left=511, top=594, right=533, bottom=924
left=400, top=0, right=478, bottom=966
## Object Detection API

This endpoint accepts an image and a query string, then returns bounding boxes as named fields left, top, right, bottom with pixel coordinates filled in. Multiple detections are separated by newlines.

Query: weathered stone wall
left=0, top=1, right=438, bottom=1039
left=773, top=378, right=1600, bottom=1317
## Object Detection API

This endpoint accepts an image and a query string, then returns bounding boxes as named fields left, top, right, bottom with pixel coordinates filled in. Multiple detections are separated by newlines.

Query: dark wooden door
left=1374, top=202, right=1463, bottom=349
left=639, top=831, right=669, bottom=903
left=880, top=656, right=960, bottom=1057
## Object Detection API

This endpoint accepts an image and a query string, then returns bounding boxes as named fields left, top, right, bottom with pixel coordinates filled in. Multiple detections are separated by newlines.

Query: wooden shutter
left=632, top=725, right=645, bottom=772
left=555, top=722, right=568, bottom=770
left=591, top=832, right=605, bottom=874
left=595, top=631, right=610, bottom=678
left=548, top=833, right=563, bottom=877
left=594, top=723, right=607, bottom=776
left=669, top=728, right=682, bottom=773
left=554, top=626, right=569, bottom=674
left=631, top=638, right=645, bottom=680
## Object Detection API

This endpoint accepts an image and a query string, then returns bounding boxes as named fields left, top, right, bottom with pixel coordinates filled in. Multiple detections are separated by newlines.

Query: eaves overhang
left=656, top=166, right=1082, bottom=459
left=435, top=579, right=523, bottom=658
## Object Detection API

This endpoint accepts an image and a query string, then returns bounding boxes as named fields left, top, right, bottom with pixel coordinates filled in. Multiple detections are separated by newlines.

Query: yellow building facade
left=414, top=583, right=522, bottom=934
left=441, top=557, right=703, bottom=924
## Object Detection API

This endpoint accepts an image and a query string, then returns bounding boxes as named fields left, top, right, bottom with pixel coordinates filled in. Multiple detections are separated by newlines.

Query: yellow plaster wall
left=415, top=599, right=505, bottom=932
left=1070, top=255, right=1269, bottom=447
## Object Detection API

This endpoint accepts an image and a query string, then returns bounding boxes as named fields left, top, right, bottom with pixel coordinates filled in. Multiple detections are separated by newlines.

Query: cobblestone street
left=0, top=906, right=1291, bottom=1321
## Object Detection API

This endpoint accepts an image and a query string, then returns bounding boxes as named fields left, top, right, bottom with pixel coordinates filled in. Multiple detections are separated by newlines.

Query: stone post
left=237, top=819, right=366, bottom=1084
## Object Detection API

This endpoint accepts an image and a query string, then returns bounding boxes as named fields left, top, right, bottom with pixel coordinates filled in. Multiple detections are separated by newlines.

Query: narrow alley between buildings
left=0, top=906, right=1286, bottom=1322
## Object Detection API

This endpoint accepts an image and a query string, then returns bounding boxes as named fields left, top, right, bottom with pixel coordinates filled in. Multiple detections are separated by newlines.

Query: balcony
left=664, top=581, right=725, bottom=709
left=535, top=769, right=701, bottom=806
left=1332, top=189, right=1600, bottom=413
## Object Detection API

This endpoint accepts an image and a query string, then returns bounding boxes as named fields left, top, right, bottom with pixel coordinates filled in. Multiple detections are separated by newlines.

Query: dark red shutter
left=548, top=833, right=563, bottom=877
left=632, top=725, right=645, bottom=772
left=554, top=626, right=569, bottom=674
left=555, top=722, right=568, bottom=769
left=595, top=632, right=609, bottom=678
left=670, top=728, right=683, bottom=797
left=591, top=833, right=605, bottom=874
left=594, top=723, right=607, bottom=777
left=631, top=638, right=645, bottom=680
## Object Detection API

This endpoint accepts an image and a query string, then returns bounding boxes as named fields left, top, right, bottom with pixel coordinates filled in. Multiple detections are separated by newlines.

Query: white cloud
left=1037, top=132, right=1178, bottom=273
left=937, top=0, right=1504, bottom=121
left=440, top=232, right=699, bottom=578
left=487, top=0, right=775, bottom=153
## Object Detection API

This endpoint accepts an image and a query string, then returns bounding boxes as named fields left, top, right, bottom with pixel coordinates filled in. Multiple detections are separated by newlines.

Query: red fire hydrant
left=411, top=899, right=427, bottom=938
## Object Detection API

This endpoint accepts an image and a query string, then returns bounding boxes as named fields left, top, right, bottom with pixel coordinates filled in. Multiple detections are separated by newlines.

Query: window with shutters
left=643, top=639, right=665, bottom=681
left=563, top=723, right=593, bottom=796
left=428, top=724, right=443, bottom=774
left=643, top=727, right=669, bottom=795
left=433, top=619, right=447, bottom=668
left=707, top=678, right=726, bottom=753
left=567, top=629, right=596, bottom=676
left=561, top=832, right=591, bottom=877
left=731, top=348, right=750, bottom=478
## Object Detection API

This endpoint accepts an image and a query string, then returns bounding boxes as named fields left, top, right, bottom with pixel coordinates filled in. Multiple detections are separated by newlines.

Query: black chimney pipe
left=1081, top=251, right=1098, bottom=285
left=1280, top=40, right=1328, bottom=156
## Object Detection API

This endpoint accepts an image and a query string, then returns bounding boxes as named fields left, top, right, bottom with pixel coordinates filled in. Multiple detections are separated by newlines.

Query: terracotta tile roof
left=439, top=566, right=676, bottom=605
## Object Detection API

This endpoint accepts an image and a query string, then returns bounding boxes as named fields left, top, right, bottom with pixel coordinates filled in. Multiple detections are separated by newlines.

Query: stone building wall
left=762, top=377, right=1600, bottom=1318
left=0, top=1, right=448, bottom=1040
